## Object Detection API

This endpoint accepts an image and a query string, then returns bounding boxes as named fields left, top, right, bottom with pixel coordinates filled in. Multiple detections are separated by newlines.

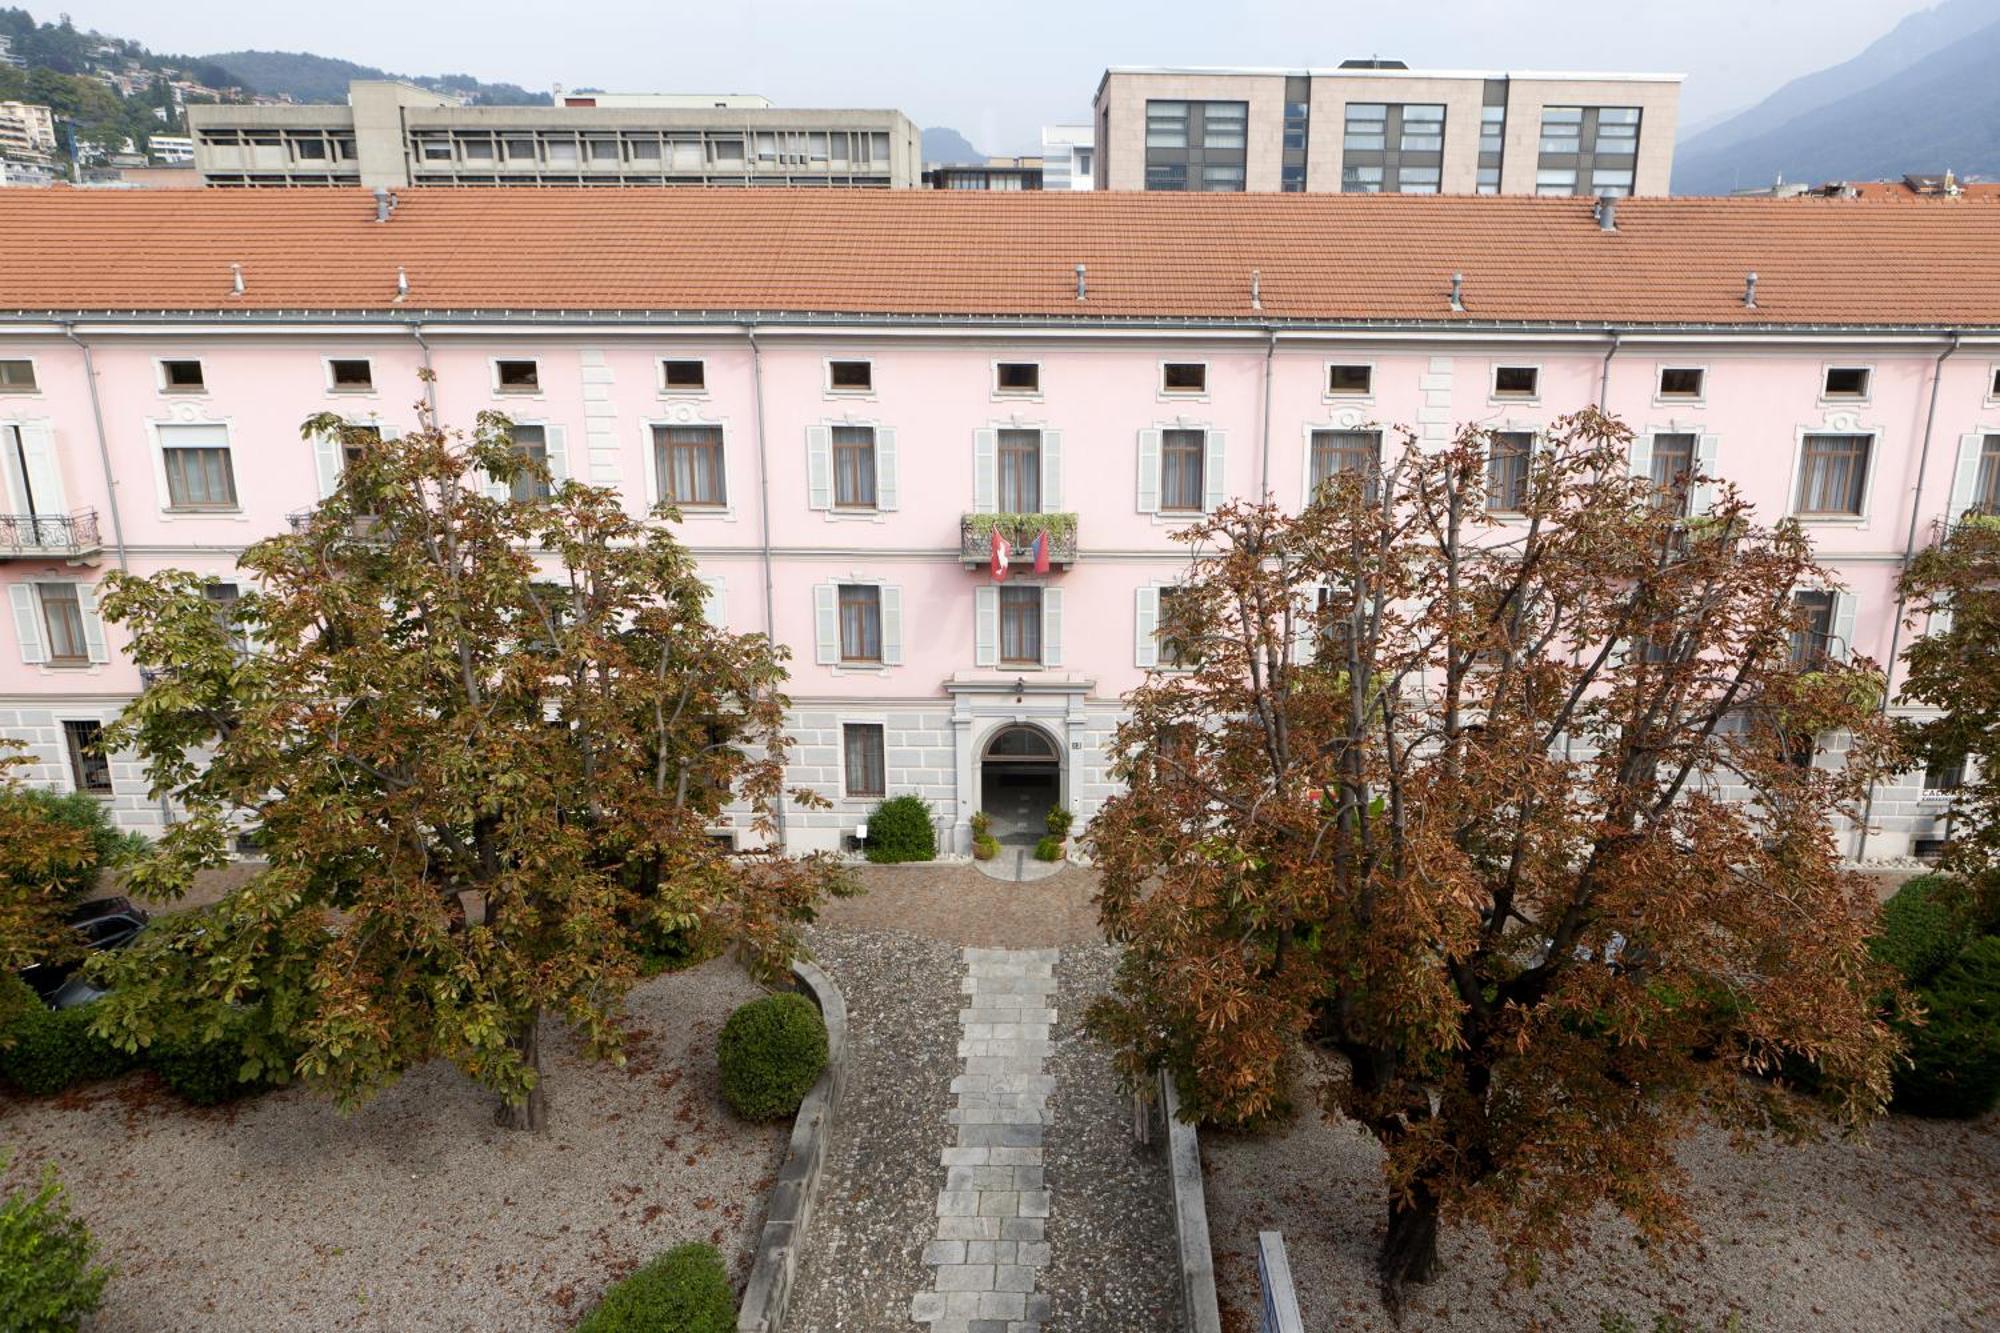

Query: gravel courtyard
left=1204, top=1054, right=2000, bottom=1333
left=0, top=958, right=787, bottom=1331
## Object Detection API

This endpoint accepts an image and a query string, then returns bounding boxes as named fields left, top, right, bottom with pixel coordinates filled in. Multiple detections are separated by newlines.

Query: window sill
left=991, top=391, right=1045, bottom=404
left=1651, top=396, right=1705, bottom=410
left=493, top=388, right=544, bottom=399
left=664, top=505, right=736, bottom=521
left=1817, top=396, right=1871, bottom=409
left=0, top=388, right=43, bottom=398
left=824, top=507, right=887, bottom=522
left=823, top=390, right=878, bottom=402
left=1793, top=513, right=1869, bottom=525
left=1156, top=392, right=1211, bottom=405
left=831, top=663, right=891, bottom=676
left=163, top=507, right=247, bottom=519
left=1322, top=392, right=1375, bottom=406
left=160, top=388, right=210, bottom=398
left=658, top=389, right=711, bottom=400
left=1488, top=395, right=1541, bottom=407
left=327, top=388, right=378, bottom=398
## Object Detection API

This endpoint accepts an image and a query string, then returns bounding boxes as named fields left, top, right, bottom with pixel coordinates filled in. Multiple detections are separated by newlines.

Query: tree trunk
left=1377, top=1178, right=1442, bottom=1311
left=494, top=1007, right=547, bottom=1132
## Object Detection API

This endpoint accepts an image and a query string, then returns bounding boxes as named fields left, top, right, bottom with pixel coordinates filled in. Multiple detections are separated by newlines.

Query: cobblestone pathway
left=911, top=948, right=1059, bottom=1332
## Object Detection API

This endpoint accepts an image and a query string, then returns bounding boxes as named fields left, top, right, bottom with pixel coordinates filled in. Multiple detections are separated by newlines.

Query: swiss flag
left=990, top=527, right=1011, bottom=581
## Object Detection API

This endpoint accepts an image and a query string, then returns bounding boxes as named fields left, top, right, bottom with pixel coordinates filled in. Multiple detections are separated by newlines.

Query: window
left=1823, top=366, right=1870, bottom=398
left=1399, top=104, right=1445, bottom=152
left=160, top=359, right=205, bottom=393
left=998, top=429, right=1042, bottom=513
left=1146, top=162, right=1188, bottom=191
left=204, top=581, right=248, bottom=652
left=1923, top=752, right=1967, bottom=797
left=1658, top=367, right=1704, bottom=399
left=160, top=426, right=237, bottom=509
left=661, top=360, right=706, bottom=392
left=1146, top=101, right=1189, bottom=149
left=1649, top=433, right=1697, bottom=514
left=1343, top=104, right=1387, bottom=151
left=996, top=362, right=1040, bottom=394
left=509, top=424, right=550, bottom=502
left=1308, top=430, right=1380, bottom=496
left=1281, top=162, right=1306, bottom=192
left=1479, top=105, right=1505, bottom=154
left=1797, top=434, right=1872, bottom=516
left=328, top=359, right=372, bottom=392
left=495, top=359, right=540, bottom=393
left=293, top=138, right=327, bottom=161
left=837, top=584, right=882, bottom=662
left=1201, top=163, right=1246, bottom=191
left=1593, top=107, right=1642, bottom=153
left=1202, top=102, right=1248, bottom=149
left=1341, top=164, right=1383, bottom=193
left=1486, top=432, right=1533, bottom=512
left=1397, top=165, right=1441, bottom=194
left=1791, top=590, right=1835, bottom=667
left=1157, top=586, right=1197, bottom=668
left=831, top=426, right=878, bottom=509
left=1162, top=362, right=1206, bottom=394
left=39, top=584, right=88, bottom=663
left=1538, top=106, right=1583, bottom=154
left=1328, top=364, right=1372, bottom=396
left=62, top=719, right=111, bottom=794
left=1493, top=365, right=1539, bottom=398
left=828, top=360, right=872, bottom=392
left=1476, top=166, right=1501, bottom=194
left=1161, top=429, right=1206, bottom=512
left=843, top=723, right=885, bottom=798
left=1591, top=168, right=1634, bottom=196
left=654, top=425, right=727, bottom=508
left=999, top=585, right=1043, bottom=666
left=0, top=360, right=34, bottom=392
left=1535, top=168, right=1578, bottom=195
left=1973, top=435, right=2000, bottom=516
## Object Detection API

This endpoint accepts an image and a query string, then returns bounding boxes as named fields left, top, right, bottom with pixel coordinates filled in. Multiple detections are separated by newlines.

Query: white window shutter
left=1135, top=586, right=1160, bottom=668
left=701, top=575, right=727, bottom=628
left=1947, top=433, right=1984, bottom=525
left=806, top=425, right=832, bottom=510
left=481, top=462, right=509, bottom=501
left=813, top=584, right=838, bottom=664
left=1137, top=429, right=1161, bottom=514
left=973, top=428, right=997, bottom=513
left=1041, top=430, right=1063, bottom=511
left=17, top=423, right=67, bottom=515
left=1041, top=586, right=1063, bottom=667
left=313, top=430, right=343, bottom=499
left=881, top=584, right=903, bottom=664
left=1204, top=430, right=1227, bottom=512
left=10, top=584, right=46, bottom=664
left=1627, top=434, right=1653, bottom=482
left=78, top=583, right=108, bottom=663
left=1831, top=590, right=1858, bottom=663
left=544, top=425, right=570, bottom=484
left=1293, top=586, right=1321, bottom=664
left=876, top=427, right=899, bottom=511
left=1931, top=601, right=1954, bottom=637
left=974, top=585, right=998, bottom=667
left=1689, top=434, right=1720, bottom=515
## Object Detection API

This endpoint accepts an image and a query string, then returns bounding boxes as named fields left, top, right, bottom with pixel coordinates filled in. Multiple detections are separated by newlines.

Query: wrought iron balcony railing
left=959, top=512, right=1079, bottom=568
left=0, top=509, right=102, bottom=559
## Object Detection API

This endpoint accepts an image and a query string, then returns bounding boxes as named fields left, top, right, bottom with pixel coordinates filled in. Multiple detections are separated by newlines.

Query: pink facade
left=2, top=320, right=1994, bottom=858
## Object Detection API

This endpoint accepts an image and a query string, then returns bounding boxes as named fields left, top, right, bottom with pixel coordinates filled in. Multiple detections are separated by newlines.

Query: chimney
left=1594, top=195, right=1618, bottom=231
left=1742, top=271, right=1758, bottom=309
left=1449, top=271, right=1465, bottom=313
left=373, top=188, right=397, bottom=223
left=1074, top=263, right=1087, bottom=302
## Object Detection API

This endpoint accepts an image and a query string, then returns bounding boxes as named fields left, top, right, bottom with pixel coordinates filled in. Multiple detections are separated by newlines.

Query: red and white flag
left=1030, top=529, right=1051, bottom=575
left=989, top=526, right=1011, bottom=581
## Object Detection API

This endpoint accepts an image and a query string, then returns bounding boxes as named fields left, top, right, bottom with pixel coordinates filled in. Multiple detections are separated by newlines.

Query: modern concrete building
left=925, top=157, right=1044, bottom=190
left=0, top=187, right=1994, bottom=865
left=1093, top=63, right=1681, bottom=195
left=188, top=80, right=923, bottom=189
left=1041, top=125, right=1094, bottom=191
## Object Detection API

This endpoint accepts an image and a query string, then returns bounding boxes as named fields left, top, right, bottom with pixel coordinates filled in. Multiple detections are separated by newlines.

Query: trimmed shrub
left=972, top=835, right=1000, bottom=862
left=717, top=992, right=828, bottom=1121
left=0, top=1156, right=110, bottom=1333
left=150, top=1035, right=266, bottom=1107
left=864, top=795, right=936, bottom=864
left=1893, top=934, right=2000, bottom=1119
left=1044, top=805, right=1074, bottom=839
left=0, top=972, right=39, bottom=1050
left=0, top=1003, right=137, bottom=1097
left=1033, top=835, right=1065, bottom=863
left=1873, top=874, right=1977, bottom=986
left=577, top=1241, right=734, bottom=1333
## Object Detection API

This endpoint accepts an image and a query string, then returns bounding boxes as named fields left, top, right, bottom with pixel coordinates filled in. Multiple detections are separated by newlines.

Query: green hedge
left=717, top=992, right=828, bottom=1122
left=0, top=1002, right=138, bottom=1098
left=1033, top=835, right=1065, bottom=862
left=864, top=795, right=935, bottom=864
left=1894, top=935, right=2000, bottom=1119
left=1872, top=874, right=1977, bottom=987
left=0, top=787, right=147, bottom=901
left=0, top=1157, right=110, bottom=1333
left=577, top=1241, right=734, bottom=1333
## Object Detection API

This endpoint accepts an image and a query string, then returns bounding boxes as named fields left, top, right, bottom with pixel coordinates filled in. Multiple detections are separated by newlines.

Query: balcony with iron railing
left=959, top=513, right=1078, bottom=568
left=0, top=509, right=103, bottom=560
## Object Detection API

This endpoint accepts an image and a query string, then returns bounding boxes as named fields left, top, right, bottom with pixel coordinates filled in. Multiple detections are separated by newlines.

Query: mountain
left=922, top=126, right=983, bottom=165
left=201, top=50, right=551, bottom=106
left=1674, top=0, right=2000, bottom=192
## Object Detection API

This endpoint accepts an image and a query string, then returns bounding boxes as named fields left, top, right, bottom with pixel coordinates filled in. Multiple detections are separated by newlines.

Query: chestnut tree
left=1090, top=411, right=1901, bottom=1302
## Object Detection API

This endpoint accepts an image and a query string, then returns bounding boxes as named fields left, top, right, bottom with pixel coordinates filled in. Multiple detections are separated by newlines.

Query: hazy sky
left=56, top=0, right=1943, bottom=153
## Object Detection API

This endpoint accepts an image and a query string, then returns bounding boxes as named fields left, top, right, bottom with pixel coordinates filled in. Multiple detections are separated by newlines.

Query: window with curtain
left=843, top=723, right=885, bottom=797
left=999, top=586, right=1042, bottom=665
left=1923, top=752, right=1966, bottom=796
left=654, top=425, right=726, bottom=507
left=1797, top=434, right=1871, bottom=516
left=838, top=584, right=882, bottom=662
left=63, top=719, right=111, bottom=794
left=1308, top=429, right=1380, bottom=497
left=509, top=424, right=550, bottom=502
left=161, top=439, right=237, bottom=509
left=1161, top=429, right=1205, bottom=512
left=1791, top=590, right=1835, bottom=667
left=1157, top=586, right=1198, bottom=668
left=998, top=429, right=1041, bottom=512
left=38, top=584, right=86, bottom=662
left=1486, top=432, right=1533, bottom=512
left=1650, top=432, right=1696, bottom=514
left=832, top=426, right=877, bottom=508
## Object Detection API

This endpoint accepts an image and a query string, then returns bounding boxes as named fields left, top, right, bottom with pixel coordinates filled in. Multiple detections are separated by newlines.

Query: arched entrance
left=980, top=723, right=1062, bottom=848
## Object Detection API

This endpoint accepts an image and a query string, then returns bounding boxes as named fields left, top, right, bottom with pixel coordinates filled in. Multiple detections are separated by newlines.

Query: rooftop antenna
left=1449, top=271, right=1465, bottom=313
left=229, top=262, right=244, bottom=297
left=1742, top=271, right=1758, bottom=309
left=395, top=266, right=409, bottom=302
left=1250, top=269, right=1262, bottom=311
left=1074, top=263, right=1086, bottom=301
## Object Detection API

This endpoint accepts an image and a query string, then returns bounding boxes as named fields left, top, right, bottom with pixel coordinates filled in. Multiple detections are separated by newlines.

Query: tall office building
left=1092, top=63, right=1680, bottom=195
left=188, top=80, right=922, bottom=189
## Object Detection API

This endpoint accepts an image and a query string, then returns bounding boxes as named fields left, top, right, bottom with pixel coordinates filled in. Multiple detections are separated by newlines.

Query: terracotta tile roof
left=3, top=187, right=2000, bottom=326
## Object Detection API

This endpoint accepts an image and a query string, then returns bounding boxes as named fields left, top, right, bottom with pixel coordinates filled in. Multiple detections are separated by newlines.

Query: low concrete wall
left=1161, top=1068, right=1224, bottom=1333
left=736, top=958, right=848, bottom=1333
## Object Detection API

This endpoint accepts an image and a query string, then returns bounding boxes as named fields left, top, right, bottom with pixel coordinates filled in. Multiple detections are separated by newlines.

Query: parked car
left=17, top=896, right=151, bottom=1009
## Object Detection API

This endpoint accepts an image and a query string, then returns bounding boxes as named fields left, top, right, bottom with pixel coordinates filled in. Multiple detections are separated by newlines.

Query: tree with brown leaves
left=1089, top=410, right=1901, bottom=1303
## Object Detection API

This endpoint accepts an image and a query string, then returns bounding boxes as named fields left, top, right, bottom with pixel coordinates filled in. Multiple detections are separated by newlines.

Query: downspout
left=1853, top=330, right=1960, bottom=863
left=61, top=322, right=129, bottom=573
left=746, top=324, right=788, bottom=849
left=1258, top=327, right=1277, bottom=500
left=1598, top=328, right=1621, bottom=409
left=408, top=321, right=437, bottom=415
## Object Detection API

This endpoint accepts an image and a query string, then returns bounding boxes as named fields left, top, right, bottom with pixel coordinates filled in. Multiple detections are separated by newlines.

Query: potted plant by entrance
left=1035, top=806, right=1074, bottom=862
left=970, top=811, right=999, bottom=861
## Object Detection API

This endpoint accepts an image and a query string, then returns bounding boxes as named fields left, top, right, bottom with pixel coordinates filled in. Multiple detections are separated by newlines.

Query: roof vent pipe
left=395, top=267, right=409, bottom=302
left=1449, top=271, right=1465, bottom=313
left=1074, top=263, right=1086, bottom=302
left=374, top=188, right=397, bottom=223
left=229, top=262, right=244, bottom=297
left=1595, top=195, right=1618, bottom=231
left=1250, top=269, right=1262, bottom=311
left=1742, top=271, right=1758, bottom=309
